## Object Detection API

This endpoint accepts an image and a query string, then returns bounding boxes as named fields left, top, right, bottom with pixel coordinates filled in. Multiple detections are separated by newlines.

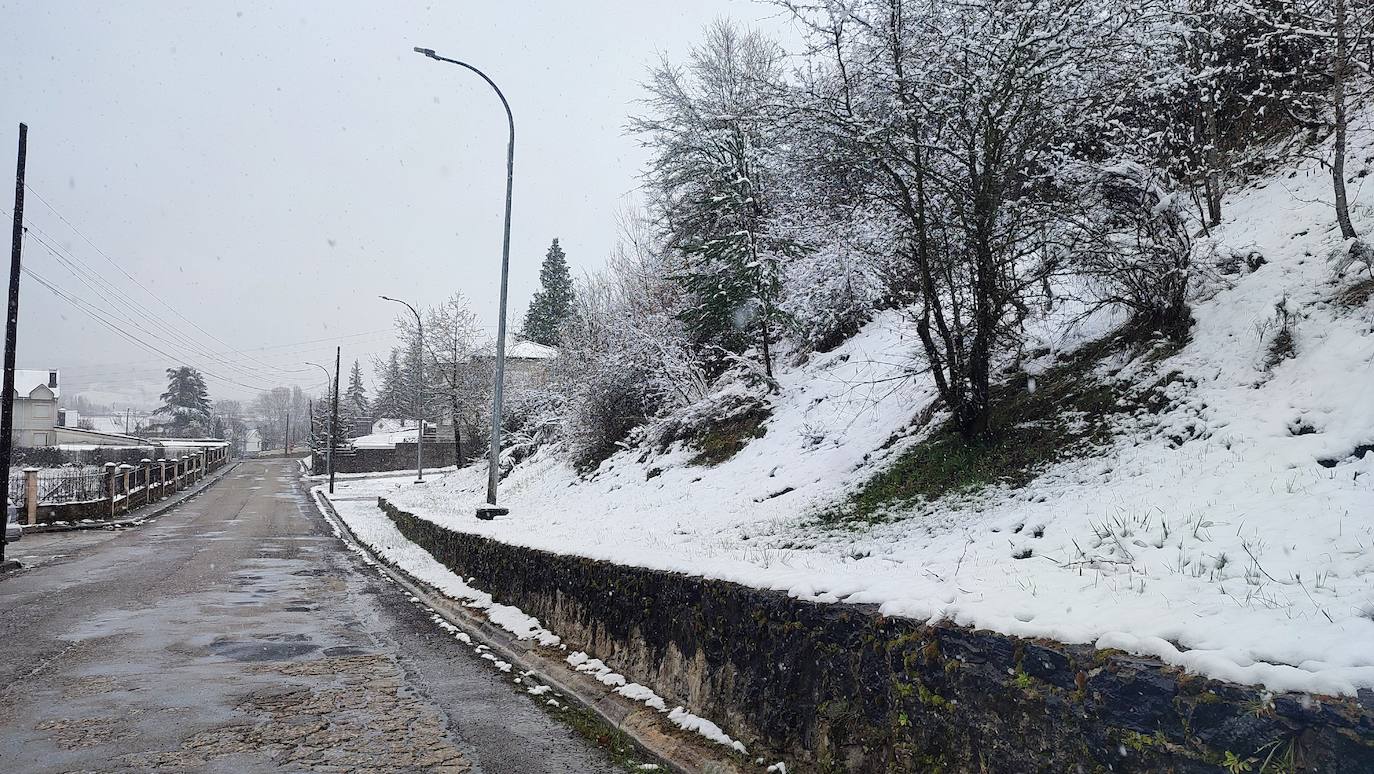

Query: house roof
left=472, top=338, right=557, bottom=361
left=12, top=369, right=58, bottom=399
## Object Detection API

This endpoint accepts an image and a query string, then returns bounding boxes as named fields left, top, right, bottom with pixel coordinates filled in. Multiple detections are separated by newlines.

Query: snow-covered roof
left=352, top=427, right=419, bottom=450
left=372, top=418, right=419, bottom=434
left=54, top=426, right=147, bottom=446
left=472, top=338, right=557, bottom=361
left=12, top=369, right=59, bottom=399
left=85, top=416, right=136, bottom=434
left=157, top=438, right=230, bottom=448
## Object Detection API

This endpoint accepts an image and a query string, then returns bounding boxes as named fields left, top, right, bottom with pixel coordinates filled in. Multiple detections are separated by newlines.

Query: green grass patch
left=832, top=332, right=1186, bottom=525
left=535, top=692, right=667, bottom=772
left=688, top=406, right=771, bottom=466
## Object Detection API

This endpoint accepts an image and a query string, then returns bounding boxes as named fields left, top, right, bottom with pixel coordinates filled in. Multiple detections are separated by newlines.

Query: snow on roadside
left=320, top=489, right=749, bottom=755
left=323, top=493, right=558, bottom=647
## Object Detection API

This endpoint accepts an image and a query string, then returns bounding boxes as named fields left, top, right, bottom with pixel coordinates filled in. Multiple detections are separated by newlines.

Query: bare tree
left=782, top=0, right=1142, bottom=438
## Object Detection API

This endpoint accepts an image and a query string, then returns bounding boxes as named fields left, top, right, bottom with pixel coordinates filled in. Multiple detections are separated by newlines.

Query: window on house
left=33, top=403, right=51, bottom=418
left=32, top=432, right=49, bottom=446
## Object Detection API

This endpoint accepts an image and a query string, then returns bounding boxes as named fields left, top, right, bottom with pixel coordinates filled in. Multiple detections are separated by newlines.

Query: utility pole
left=285, top=410, right=291, bottom=455
left=1, top=123, right=28, bottom=569
left=329, top=346, right=340, bottom=493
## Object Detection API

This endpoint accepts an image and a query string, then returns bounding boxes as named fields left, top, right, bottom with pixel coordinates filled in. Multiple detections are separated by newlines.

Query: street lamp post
left=305, top=360, right=338, bottom=492
left=413, top=46, right=512, bottom=519
left=380, top=295, right=425, bottom=483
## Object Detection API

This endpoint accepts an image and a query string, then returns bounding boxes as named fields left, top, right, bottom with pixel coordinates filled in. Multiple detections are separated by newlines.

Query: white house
left=10, top=369, right=60, bottom=447
left=470, top=338, right=557, bottom=390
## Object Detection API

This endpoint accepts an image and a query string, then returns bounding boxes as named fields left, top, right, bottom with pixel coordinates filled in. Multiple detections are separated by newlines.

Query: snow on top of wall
left=352, top=428, right=419, bottom=450
left=327, top=124, right=1374, bottom=697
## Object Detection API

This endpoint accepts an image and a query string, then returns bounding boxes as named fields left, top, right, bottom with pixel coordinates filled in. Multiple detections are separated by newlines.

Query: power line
left=22, top=264, right=281, bottom=393
left=21, top=182, right=305, bottom=374
left=4, top=201, right=320, bottom=383
left=57, top=328, right=395, bottom=374
left=23, top=235, right=286, bottom=390
left=22, top=225, right=312, bottom=382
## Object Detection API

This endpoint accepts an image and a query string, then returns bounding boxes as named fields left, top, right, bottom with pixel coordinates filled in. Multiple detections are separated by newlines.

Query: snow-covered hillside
left=329, top=125, right=1374, bottom=697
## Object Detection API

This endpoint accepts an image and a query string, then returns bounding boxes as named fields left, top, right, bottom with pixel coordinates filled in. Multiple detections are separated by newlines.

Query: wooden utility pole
left=1, top=123, right=28, bottom=567
left=329, top=346, right=340, bottom=493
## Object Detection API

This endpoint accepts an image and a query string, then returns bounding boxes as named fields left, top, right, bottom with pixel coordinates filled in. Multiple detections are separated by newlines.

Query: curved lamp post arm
left=414, top=49, right=515, bottom=146
left=304, top=362, right=331, bottom=392
left=380, top=295, right=426, bottom=483
left=304, top=361, right=336, bottom=480
left=413, top=46, right=514, bottom=515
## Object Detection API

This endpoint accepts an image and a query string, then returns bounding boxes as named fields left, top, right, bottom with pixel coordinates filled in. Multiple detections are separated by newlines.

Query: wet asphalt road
left=0, top=459, right=617, bottom=773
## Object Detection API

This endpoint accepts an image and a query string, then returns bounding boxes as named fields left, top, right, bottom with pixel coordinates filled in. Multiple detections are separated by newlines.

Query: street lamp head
left=413, top=47, right=437, bottom=58
left=379, top=295, right=394, bottom=302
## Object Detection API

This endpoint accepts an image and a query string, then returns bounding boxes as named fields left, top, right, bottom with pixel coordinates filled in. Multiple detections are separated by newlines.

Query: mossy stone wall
left=379, top=498, right=1374, bottom=772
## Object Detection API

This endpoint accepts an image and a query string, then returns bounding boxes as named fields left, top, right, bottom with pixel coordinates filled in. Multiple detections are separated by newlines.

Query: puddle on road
left=208, top=638, right=320, bottom=663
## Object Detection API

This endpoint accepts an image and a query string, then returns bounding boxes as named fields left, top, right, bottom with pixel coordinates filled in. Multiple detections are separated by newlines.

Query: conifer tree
left=154, top=366, right=212, bottom=433
left=521, top=238, right=576, bottom=347
left=371, top=349, right=406, bottom=419
left=345, top=360, right=368, bottom=416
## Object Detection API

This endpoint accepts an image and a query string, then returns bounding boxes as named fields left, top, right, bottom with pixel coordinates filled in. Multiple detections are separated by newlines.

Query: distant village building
left=243, top=428, right=263, bottom=457
left=9, top=369, right=60, bottom=447
left=471, top=338, right=557, bottom=391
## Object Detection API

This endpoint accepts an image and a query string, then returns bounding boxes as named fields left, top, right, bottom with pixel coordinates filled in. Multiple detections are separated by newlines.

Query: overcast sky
left=0, top=0, right=796, bottom=408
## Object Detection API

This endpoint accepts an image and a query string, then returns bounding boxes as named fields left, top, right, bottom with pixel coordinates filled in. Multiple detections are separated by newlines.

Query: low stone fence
left=377, top=498, right=1374, bottom=772
left=312, top=441, right=459, bottom=475
left=21, top=446, right=231, bottom=525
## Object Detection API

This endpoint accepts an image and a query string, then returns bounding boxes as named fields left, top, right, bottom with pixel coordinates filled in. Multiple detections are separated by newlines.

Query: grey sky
left=0, top=0, right=794, bottom=407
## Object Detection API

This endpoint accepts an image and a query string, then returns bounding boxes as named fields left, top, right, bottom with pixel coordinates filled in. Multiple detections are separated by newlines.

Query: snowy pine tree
left=521, top=239, right=576, bottom=346
left=154, top=366, right=212, bottom=434
left=345, top=360, right=368, bottom=417
left=371, top=349, right=406, bottom=419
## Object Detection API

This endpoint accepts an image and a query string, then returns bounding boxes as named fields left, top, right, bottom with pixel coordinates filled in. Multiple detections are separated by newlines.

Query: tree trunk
left=1333, top=0, right=1358, bottom=240
left=451, top=394, right=463, bottom=465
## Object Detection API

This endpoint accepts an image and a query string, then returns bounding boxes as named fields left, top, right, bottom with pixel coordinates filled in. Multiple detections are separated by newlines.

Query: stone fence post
left=157, top=459, right=168, bottom=498
left=118, top=464, right=134, bottom=515
left=104, top=462, right=118, bottom=519
left=23, top=467, right=38, bottom=526
left=141, top=459, right=153, bottom=505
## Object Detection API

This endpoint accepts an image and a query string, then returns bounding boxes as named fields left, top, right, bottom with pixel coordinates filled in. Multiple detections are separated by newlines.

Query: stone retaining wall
left=378, top=498, right=1374, bottom=772
left=315, top=442, right=460, bottom=475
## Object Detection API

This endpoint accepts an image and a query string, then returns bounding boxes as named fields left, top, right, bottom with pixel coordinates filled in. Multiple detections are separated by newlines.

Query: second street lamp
left=380, top=295, right=425, bottom=483
left=413, top=46, right=513, bottom=519
left=305, top=358, right=340, bottom=494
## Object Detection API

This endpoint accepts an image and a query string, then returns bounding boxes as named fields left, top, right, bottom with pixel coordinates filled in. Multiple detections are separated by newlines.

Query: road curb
left=23, top=461, right=241, bottom=535
left=307, top=487, right=742, bottom=774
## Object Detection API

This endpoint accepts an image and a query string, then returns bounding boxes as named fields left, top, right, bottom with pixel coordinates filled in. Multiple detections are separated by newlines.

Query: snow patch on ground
left=667, top=707, right=748, bottom=754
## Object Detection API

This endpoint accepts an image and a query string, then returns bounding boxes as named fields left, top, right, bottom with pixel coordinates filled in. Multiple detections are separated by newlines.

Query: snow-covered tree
left=781, top=0, right=1145, bottom=438
left=521, top=239, right=576, bottom=347
left=344, top=360, right=368, bottom=419
left=631, top=19, right=790, bottom=380
left=1244, top=0, right=1371, bottom=239
left=153, top=366, right=211, bottom=434
left=424, top=295, right=484, bottom=462
left=371, top=349, right=406, bottom=420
